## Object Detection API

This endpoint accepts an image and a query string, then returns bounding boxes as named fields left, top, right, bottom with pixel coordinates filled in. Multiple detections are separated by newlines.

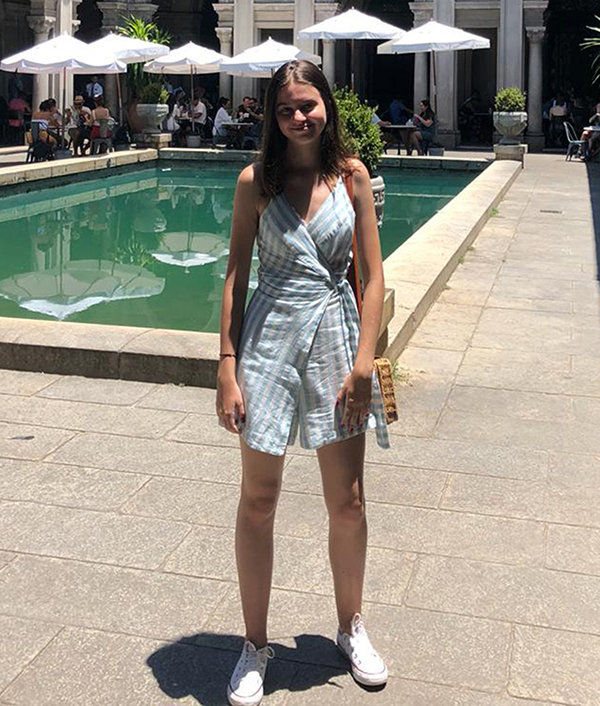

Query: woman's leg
left=236, top=438, right=285, bottom=647
left=317, top=433, right=367, bottom=635
left=409, top=130, right=422, bottom=155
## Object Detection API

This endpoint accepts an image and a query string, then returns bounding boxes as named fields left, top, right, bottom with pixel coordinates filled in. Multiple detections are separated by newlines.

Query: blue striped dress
left=235, top=175, right=390, bottom=456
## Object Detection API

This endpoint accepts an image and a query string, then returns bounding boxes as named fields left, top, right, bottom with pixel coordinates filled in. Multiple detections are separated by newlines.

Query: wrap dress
left=235, top=175, right=390, bottom=457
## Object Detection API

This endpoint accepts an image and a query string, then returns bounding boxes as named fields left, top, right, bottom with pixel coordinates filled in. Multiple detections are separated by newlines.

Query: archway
left=338, top=0, right=414, bottom=113
left=545, top=0, right=596, bottom=100
left=75, top=0, right=103, bottom=43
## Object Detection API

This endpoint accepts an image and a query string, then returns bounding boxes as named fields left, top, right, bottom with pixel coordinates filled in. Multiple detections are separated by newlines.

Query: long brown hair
left=258, top=60, right=351, bottom=197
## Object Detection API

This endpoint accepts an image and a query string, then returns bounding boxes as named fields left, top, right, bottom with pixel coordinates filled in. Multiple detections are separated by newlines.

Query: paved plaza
left=0, top=154, right=599, bottom=704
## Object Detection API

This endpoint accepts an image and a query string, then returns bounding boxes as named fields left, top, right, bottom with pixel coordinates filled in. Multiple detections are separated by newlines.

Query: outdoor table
left=382, top=124, right=417, bottom=154
left=221, top=121, right=252, bottom=149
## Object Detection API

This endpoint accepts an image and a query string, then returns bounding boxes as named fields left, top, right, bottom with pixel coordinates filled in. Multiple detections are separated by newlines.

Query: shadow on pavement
left=585, top=161, right=600, bottom=282
left=147, top=632, right=353, bottom=705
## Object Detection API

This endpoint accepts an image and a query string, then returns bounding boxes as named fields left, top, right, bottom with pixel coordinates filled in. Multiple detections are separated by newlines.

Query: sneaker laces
left=240, top=643, right=275, bottom=673
left=350, top=615, right=378, bottom=661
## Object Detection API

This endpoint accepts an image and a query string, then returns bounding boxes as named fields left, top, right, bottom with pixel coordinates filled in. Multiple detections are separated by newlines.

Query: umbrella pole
left=431, top=51, right=438, bottom=115
left=351, top=38, right=355, bottom=91
left=116, top=73, right=123, bottom=125
left=62, top=66, right=67, bottom=150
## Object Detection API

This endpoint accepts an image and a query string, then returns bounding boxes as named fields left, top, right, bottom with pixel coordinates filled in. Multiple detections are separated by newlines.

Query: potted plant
left=136, top=81, right=169, bottom=134
left=334, top=87, right=386, bottom=225
left=493, top=87, right=527, bottom=145
left=118, top=15, right=171, bottom=134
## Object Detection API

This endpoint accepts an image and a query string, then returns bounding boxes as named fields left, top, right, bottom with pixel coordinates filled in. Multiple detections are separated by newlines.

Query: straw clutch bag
left=343, top=173, right=398, bottom=425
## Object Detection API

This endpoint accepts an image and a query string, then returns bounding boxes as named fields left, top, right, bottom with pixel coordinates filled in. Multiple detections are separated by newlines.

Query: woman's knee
left=239, top=483, right=280, bottom=522
left=327, top=493, right=366, bottom=525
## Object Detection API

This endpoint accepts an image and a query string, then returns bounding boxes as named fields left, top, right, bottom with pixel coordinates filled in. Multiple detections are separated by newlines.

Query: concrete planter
left=136, top=104, right=169, bottom=134
left=371, top=174, right=385, bottom=227
left=186, top=135, right=202, bottom=148
left=428, top=146, right=445, bottom=157
left=493, top=111, right=528, bottom=145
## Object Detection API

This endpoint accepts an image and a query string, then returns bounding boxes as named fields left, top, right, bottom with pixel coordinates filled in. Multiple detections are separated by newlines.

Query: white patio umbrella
left=0, top=33, right=125, bottom=147
left=220, top=38, right=321, bottom=78
left=0, top=260, right=165, bottom=320
left=88, top=33, right=170, bottom=120
left=378, top=21, right=490, bottom=112
left=298, top=8, right=403, bottom=89
left=144, top=42, right=226, bottom=103
left=151, top=231, right=229, bottom=272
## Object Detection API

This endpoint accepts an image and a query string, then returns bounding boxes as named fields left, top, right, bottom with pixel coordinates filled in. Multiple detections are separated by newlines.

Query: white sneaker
left=227, top=639, right=274, bottom=706
left=336, top=613, right=388, bottom=686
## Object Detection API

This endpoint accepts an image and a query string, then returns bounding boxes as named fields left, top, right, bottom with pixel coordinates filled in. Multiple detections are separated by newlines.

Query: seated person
left=190, top=96, right=207, bottom=131
left=408, top=99, right=436, bottom=155
left=370, top=104, right=396, bottom=151
left=89, top=96, right=114, bottom=152
left=67, top=95, right=91, bottom=156
left=213, top=96, right=231, bottom=143
left=8, top=91, right=31, bottom=130
left=548, top=92, right=570, bottom=147
left=28, top=100, right=57, bottom=148
left=389, top=95, right=411, bottom=125
left=235, top=96, right=262, bottom=124
left=581, top=103, right=600, bottom=159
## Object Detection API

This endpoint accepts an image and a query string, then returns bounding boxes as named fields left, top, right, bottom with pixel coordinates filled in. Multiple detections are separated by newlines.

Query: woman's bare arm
left=219, top=164, right=260, bottom=370
left=351, top=158, right=385, bottom=372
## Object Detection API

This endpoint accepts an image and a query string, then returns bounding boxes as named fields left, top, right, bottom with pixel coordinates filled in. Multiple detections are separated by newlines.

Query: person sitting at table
left=89, top=95, right=114, bottom=152
left=213, top=96, right=231, bottom=144
left=389, top=94, right=411, bottom=125
left=407, top=99, right=436, bottom=155
left=548, top=92, right=570, bottom=148
left=8, top=91, right=31, bottom=137
left=190, top=96, right=207, bottom=133
left=580, top=103, right=600, bottom=160
left=67, top=95, right=91, bottom=156
left=370, top=103, right=396, bottom=151
left=27, top=100, right=57, bottom=148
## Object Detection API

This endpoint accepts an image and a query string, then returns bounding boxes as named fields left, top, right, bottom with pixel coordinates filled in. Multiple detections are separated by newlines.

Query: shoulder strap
left=343, top=172, right=363, bottom=317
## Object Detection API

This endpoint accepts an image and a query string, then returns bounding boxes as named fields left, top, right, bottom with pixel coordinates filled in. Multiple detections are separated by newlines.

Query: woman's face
left=419, top=101, right=426, bottom=113
left=275, top=81, right=327, bottom=146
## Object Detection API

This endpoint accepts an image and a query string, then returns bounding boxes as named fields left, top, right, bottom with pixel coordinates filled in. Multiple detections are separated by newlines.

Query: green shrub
left=137, top=81, right=168, bottom=104
left=334, top=87, right=384, bottom=176
left=494, top=87, right=526, bottom=112
left=118, top=15, right=171, bottom=99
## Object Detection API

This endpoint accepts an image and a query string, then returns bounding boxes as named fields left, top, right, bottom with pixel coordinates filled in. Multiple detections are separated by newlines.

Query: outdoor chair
left=6, top=109, right=25, bottom=145
left=26, top=121, right=55, bottom=163
left=90, top=118, right=113, bottom=155
left=564, top=122, right=586, bottom=161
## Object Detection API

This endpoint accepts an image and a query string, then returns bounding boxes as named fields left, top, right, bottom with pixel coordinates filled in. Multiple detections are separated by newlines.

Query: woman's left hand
left=336, top=363, right=372, bottom=432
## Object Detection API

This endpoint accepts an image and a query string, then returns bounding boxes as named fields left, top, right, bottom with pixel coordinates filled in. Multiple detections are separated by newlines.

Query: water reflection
left=0, top=167, right=472, bottom=332
left=0, top=169, right=250, bottom=331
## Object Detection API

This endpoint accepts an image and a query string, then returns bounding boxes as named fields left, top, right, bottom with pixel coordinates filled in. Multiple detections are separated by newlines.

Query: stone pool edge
left=0, top=154, right=519, bottom=388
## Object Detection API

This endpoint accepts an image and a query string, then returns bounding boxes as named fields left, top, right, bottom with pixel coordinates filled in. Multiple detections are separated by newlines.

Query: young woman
left=217, top=60, right=390, bottom=706
left=213, top=96, right=231, bottom=143
left=408, top=99, right=436, bottom=155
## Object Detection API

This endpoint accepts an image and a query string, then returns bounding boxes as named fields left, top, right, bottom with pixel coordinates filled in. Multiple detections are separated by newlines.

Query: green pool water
left=0, top=165, right=476, bottom=333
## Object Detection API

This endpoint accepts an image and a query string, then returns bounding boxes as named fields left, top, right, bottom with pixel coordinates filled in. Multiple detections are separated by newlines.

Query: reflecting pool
left=0, top=165, right=476, bottom=332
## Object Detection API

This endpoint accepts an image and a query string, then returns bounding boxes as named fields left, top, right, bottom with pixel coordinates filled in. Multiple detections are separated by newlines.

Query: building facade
left=3, top=0, right=595, bottom=151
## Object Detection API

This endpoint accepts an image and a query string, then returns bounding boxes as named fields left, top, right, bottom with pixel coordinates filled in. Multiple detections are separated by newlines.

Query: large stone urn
left=493, top=112, right=528, bottom=145
left=371, top=175, right=385, bottom=227
left=136, top=103, right=169, bottom=134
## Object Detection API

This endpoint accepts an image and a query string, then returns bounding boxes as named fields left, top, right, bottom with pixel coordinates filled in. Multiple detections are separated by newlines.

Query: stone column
left=215, top=26, right=233, bottom=102
left=413, top=53, right=428, bottom=110
left=27, top=16, right=56, bottom=110
left=322, top=39, right=335, bottom=87
left=433, top=0, right=458, bottom=148
left=294, top=0, right=315, bottom=55
left=526, top=26, right=545, bottom=152
left=410, top=7, right=432, bottom=111
left=499, top=0, right=524, bottom=89
left=233, top=0, right=254, bottom=109
left=96, top=3, right=128, bottom=118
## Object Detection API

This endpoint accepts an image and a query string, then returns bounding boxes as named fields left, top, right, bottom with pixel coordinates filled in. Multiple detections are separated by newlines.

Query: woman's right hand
left=216, top=361, right=246, bottom=434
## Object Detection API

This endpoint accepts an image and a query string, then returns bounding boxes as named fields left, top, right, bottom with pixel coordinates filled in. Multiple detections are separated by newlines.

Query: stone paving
left=1, top=153, right=599, bottom=704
